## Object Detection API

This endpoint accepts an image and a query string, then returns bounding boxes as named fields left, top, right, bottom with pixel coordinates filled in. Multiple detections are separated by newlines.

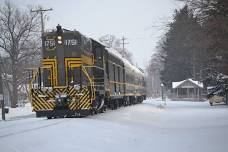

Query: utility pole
left=31, top=7, right=53, bottom=34
left=120, top=36, right=129, bottom=58
left=0, top=56, right=5, bottom=120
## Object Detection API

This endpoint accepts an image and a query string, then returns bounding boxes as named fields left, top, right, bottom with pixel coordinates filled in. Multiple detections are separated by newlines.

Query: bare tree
left=146, top=42, right=165, bottom=97
left=0, top=1, right=40, bottom=107
left=99, top=34, right=118, bottom=48
left=99, top=34, right=133, bottom=63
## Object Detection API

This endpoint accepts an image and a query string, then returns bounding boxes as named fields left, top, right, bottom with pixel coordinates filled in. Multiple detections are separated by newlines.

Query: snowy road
left=0, top=100, right=228, bottom=152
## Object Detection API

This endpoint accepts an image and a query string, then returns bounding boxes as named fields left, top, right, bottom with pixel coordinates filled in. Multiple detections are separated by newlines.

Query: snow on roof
left=172, top=80, right=185, bottom=89
left=105, top=47, right=144, bottom=76
left=172, top=78, right=203, bottom=89
left=91, top=38, right=109, bottom=48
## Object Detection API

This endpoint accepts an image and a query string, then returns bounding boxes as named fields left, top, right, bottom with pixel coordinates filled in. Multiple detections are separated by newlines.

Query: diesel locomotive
left=29, top=25, right=146, bottom=118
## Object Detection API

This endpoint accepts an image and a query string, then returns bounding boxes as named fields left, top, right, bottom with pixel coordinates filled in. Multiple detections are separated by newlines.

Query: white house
left=171, top=79, right=204, bottom=101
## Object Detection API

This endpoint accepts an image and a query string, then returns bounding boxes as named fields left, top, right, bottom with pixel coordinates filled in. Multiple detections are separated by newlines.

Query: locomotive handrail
left=83, top=65, right=104, bottom=71
left=82, top=66, right=96, bottom=102
left=29, top=68, right=38, bottom=103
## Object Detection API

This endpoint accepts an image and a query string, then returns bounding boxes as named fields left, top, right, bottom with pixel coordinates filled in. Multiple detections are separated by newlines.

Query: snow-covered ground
left=0, top=99, right=228, bottom=152
left=0, top=103, right=34, bottom=120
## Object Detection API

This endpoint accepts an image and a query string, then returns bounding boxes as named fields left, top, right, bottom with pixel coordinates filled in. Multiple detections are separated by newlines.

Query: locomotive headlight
left=57, top=36, right=62, bottom=44
left=60, top=94, right=67, bottom=98
left=48, top=87, right=53, bottom=92
left=74, top=84, right=80, bottom=90
left=57, top=40, right=62, bottom=44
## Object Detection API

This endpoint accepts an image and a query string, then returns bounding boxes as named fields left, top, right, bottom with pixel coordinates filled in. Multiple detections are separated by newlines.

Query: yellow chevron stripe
left=82, top=101, right=91, bottom=109
left=47, top=92, right=55, bottom=98
left=79, top=96, right=90, bottom=109
left=70, top=87, right=83, bottom=96
left=79, top=90, right=90, bottom=102
left=68, top=87, right=87, bottom=108
left=43, top=100, right=54, bottom=109
left=71, top=91, right=90, bottom=110
left=33, top=100, right=46, bottom=110
left=69, top=101, right=75, bottom=109
left=70, top=101, right=80, bottom=110
left=70, top=100, right=80, bottom=110
left=69, top=103, right=76, bottom=110
left=33, top=102, right=45, bottom=111
left=63, top=88, right=67, bottom=93
left=78, top=92, right=90, bottom=108
left=33, top=105, right=38, bottom=111
left=48, top=101, right=55, bottom=107
left=34, top=96, right=51, bottom=110
left=32, top=101, right=40, bottom=111
left=31, top=90, right=54, bottom=111
left=43, top=59, right=57, bottom=86
left=33, top=104, right=39, bottom=111
left=69, top=88, right=77, bottom=96
left=81, top=96, right=91, bottom=109
left=32, top=92, right=54, bottom=110
left=54, top=89, right=62, bottom=95
left=68, top=86, right=74, bottom=92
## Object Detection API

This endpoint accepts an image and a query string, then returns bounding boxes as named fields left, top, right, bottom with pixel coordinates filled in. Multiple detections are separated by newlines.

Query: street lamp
left=161, top=83, right=164, bottom=100
left=161, top=83, right=166, bottom=105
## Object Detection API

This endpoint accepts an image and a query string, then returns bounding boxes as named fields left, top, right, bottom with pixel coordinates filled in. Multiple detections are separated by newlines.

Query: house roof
left=172, top=78, right=203, bottom=89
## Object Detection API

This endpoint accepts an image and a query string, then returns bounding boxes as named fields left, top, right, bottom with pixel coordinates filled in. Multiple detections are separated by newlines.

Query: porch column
left=177, top=88, right=179, bottom=98
left=198, top=88, right=200, bottom=101
left=187, top=88, right=189, bottom=99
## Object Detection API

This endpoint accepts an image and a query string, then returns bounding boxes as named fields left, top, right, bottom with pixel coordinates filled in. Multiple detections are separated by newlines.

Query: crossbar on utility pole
left=120, top=36, right=129, bottom=58
left=31, top=7, right=53, bottom=34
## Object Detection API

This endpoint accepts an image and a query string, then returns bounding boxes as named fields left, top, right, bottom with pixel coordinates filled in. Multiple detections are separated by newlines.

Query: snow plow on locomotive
left=29, top=25, right=146, bottom=118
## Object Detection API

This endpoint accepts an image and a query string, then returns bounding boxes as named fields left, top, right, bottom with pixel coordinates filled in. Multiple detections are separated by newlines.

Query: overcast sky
left=10, top=0, right=183, bottom=69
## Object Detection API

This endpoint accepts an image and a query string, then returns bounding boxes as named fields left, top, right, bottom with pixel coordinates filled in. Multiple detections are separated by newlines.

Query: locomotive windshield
left=41, top=27, right=93, bottom=87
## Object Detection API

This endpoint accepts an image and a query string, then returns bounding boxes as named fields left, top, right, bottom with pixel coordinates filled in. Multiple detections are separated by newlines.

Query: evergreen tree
left=177, top=0, right=228, bottom=75
left=160, top=5, right=204, bottom=88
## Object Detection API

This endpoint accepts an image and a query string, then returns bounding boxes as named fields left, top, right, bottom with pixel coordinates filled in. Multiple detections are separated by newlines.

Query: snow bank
left=0, top=103, right=34, bottom=120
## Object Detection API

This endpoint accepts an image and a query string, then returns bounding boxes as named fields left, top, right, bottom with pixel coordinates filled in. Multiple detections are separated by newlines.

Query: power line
left=31, top=7, right=53, bottom=34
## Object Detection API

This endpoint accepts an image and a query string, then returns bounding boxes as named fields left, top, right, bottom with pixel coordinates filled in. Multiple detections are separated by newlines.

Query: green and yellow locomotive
left=29, top=25, right=146, bottom=118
